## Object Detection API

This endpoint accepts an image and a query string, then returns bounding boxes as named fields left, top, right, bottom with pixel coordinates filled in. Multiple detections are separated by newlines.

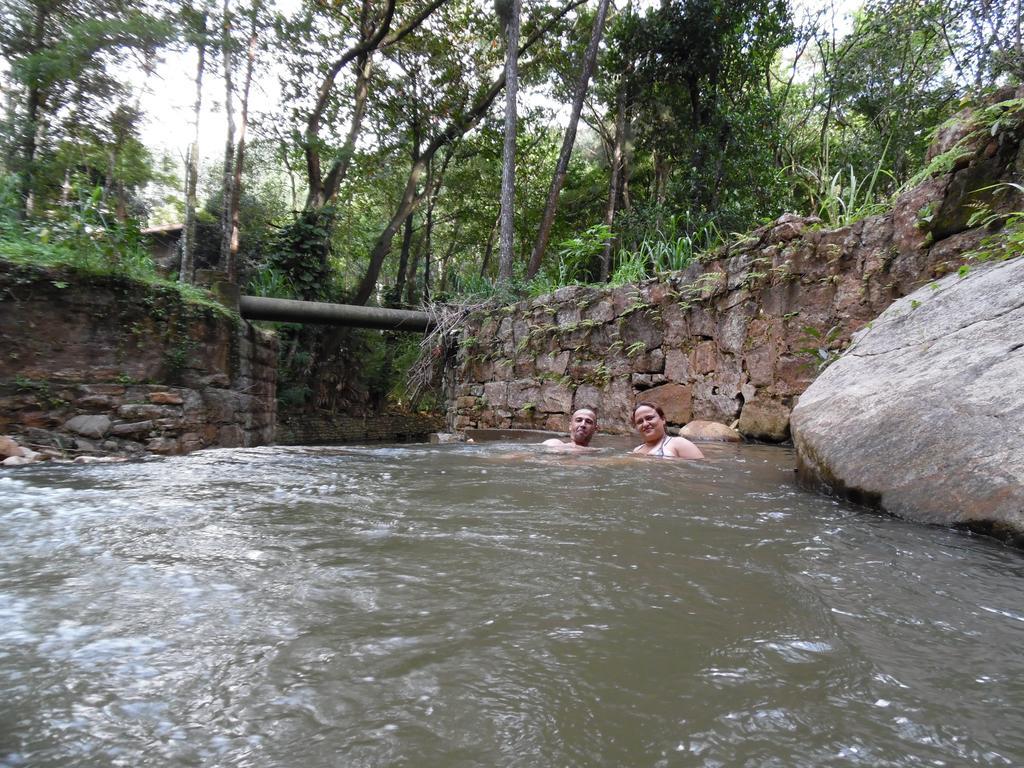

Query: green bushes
left=0, top=175, right=228, bottom=315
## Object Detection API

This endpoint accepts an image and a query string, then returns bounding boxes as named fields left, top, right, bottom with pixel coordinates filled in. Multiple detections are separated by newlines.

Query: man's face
left=570, top=409, right=597, bottom=446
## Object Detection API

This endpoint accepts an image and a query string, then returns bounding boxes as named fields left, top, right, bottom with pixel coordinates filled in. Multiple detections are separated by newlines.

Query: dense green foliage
left=1, top=0, right=1020, bottom=410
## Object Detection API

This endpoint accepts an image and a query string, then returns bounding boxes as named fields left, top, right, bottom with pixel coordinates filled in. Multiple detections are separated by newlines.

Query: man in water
left=542, top=408, right=598, bottom=449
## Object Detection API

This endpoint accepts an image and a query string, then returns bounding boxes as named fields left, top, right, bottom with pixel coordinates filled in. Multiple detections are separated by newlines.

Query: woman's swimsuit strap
left=654, top=435, right=671, bottom=456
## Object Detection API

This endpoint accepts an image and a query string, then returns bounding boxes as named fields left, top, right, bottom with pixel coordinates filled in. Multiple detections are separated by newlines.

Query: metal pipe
left=239, top=296, right=434, bottom=332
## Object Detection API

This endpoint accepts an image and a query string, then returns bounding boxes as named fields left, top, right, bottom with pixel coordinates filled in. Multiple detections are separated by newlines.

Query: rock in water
left=680, top=420, right=742, bottom=442
left=0, top=435, right=23, bottom=459
left=790, top=256, right=1024, bottom=544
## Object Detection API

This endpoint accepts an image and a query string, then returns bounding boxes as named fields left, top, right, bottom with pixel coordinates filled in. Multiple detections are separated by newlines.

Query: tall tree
left=497, top=0, right=522, bottom=283
left=271, top=0, right=448, bottom=301
left=350, top=0, right=588, bottom=304
left=180, top=5, right=209, bottom=285
left=218, top=0, right=236, bottom=279
left=0, top=0, right=172, bottom=216
left=225, top=0, right=263, bottom=284
left=526, top=0, right=611, bottom=278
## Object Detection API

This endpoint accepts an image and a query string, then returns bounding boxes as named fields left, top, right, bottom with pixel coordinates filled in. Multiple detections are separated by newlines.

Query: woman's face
left=633, top=405, right=665, bottom=441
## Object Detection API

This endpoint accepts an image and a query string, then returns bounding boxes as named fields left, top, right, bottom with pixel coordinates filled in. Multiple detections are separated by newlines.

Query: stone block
left=117, top=404, right=179, bottom=421
left=737, top=397, right=791, bottom=442
left=536, top=350, right=570, bottom=376
left=76, top=395, right=116, bottom=409
left=536, top=381, right=572, bottom=413
left=630, top=347, right=664, bottom=374
left=556, top=305, right=581, bottom=326
left=202, top=389, right=243, bottom=423
left=632, top=373, right=667, bottom=390
left=691, top=378, right=743, bottom=423
left=110, top=420, right=154, bottom=437
left=664, top=348, right=693, bottom=382
left=680, top=420, right=742, bottom=442
left=541, top=414, right=565, bottom=432
left=64, top=414, right=112, bottom=439
left=718, top=305, right=754, bottom=354
left=618, top=309, right=663, bottom=351
left=149, top=391, right=184, bottom=405
left=641, top=383, right=693, bottom=425
left=774, top=354, right=816, bottom=396
left=662, top=302, right=690, bottom=347
left=725, top=252, right=755, bottom=290
left=76, top=384, right=127, bottom=397
left=693, top=341, right=718, bottom=374
left=743, top=343, right=776, bottom=387
left=483, top=381, right=509, bottom=409
left=146, top=436, right=179, bottom=454
left=689, top=308, right=717, bottom=338
left=582, top=298, right=615, bottom=324
left=217, top=425, right=245, bottom=448
left=507, top=379, right=540, bottom=410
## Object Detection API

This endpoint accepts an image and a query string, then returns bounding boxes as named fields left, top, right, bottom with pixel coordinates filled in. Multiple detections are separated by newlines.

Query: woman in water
left=631, top=402, right=705, bottom=459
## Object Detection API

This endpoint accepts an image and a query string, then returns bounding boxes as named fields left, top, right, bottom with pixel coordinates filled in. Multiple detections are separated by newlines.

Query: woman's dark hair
left=632, top=401, right=665, bottom=422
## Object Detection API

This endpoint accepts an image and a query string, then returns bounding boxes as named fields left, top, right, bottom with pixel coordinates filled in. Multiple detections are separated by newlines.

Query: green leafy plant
left=798, top=324, right=844, bottom=371
left=553, top=224, right=613, bottom=285
left=625, top=341, right=647, bottom=357
left=609, top=249, right=648, bottom=285
left=817, top=165, right=894, bottom=226
left=246, top=267, right=296, bottom=299
left=963, top=182, right=1024, bottom=263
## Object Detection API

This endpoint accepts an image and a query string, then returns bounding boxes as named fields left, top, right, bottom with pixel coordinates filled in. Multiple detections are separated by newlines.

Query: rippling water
left=1, top=442, right=1022, bottom=767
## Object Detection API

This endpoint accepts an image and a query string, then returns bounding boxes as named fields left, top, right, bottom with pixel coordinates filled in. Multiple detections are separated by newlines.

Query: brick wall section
left=0, top=261, right=277, bottom=456
left=276, top=413, right=444, bottom=445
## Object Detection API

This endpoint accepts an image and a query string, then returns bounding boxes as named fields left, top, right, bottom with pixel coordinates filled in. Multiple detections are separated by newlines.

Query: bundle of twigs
left=405, top=299, right=492, bottom=408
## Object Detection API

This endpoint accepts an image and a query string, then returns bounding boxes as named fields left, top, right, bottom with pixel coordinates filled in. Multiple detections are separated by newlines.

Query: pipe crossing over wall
left=239, top=296, right=434, bottom=332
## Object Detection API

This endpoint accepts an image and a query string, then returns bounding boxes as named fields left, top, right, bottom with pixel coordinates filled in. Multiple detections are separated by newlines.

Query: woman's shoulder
left=667, top=436, right=705, bottom=459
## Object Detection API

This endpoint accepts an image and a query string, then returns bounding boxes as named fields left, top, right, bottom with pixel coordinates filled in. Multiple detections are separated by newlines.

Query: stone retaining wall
left=0, top=260, right=277, bottom=456
left=450, top=91, right=1022, bottom=439
left=276, top=413, right=445, bottom=445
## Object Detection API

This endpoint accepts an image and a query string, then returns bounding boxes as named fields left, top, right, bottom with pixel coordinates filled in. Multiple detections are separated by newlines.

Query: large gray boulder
left=790, top=256, right=1024, bottom=545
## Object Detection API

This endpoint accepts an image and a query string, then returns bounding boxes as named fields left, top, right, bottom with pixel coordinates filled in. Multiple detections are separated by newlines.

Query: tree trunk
left=405, top=233, right=423, bottom=306
left=181, top=14, right=207, bottom=285
left=19, top=2, right=48, bottom=217
left=480, top=212, right=499, bottom=277
left=707, top=122, right=731, bottom=215
left=526, top=0, right=611, bottom=278
left=392, top=214, right=416, bottom=306
left=392, top=96, right=422, bottom=305
left=438, top=221, right=461, bottom=295
left=219, top=0, right=237, bottom=276
left=227, top=10, right=258, bottom=285
left=497, top=0, right=522, bottom=284
left=599, top=77, right=627, bottom=282
left=423, top=185, right=434, bottom=302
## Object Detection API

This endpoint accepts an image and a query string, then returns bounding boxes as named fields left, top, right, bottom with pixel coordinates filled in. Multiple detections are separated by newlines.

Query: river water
left=1, top=441, right=1022, bottom=767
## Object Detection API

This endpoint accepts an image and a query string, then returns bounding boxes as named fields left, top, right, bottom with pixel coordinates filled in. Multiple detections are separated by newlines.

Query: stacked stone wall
left=450, top=90, right=1023, bottom=440
left=276, top=413, right=444, bottom=445
left=0, top=261, right=277, bottom=456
